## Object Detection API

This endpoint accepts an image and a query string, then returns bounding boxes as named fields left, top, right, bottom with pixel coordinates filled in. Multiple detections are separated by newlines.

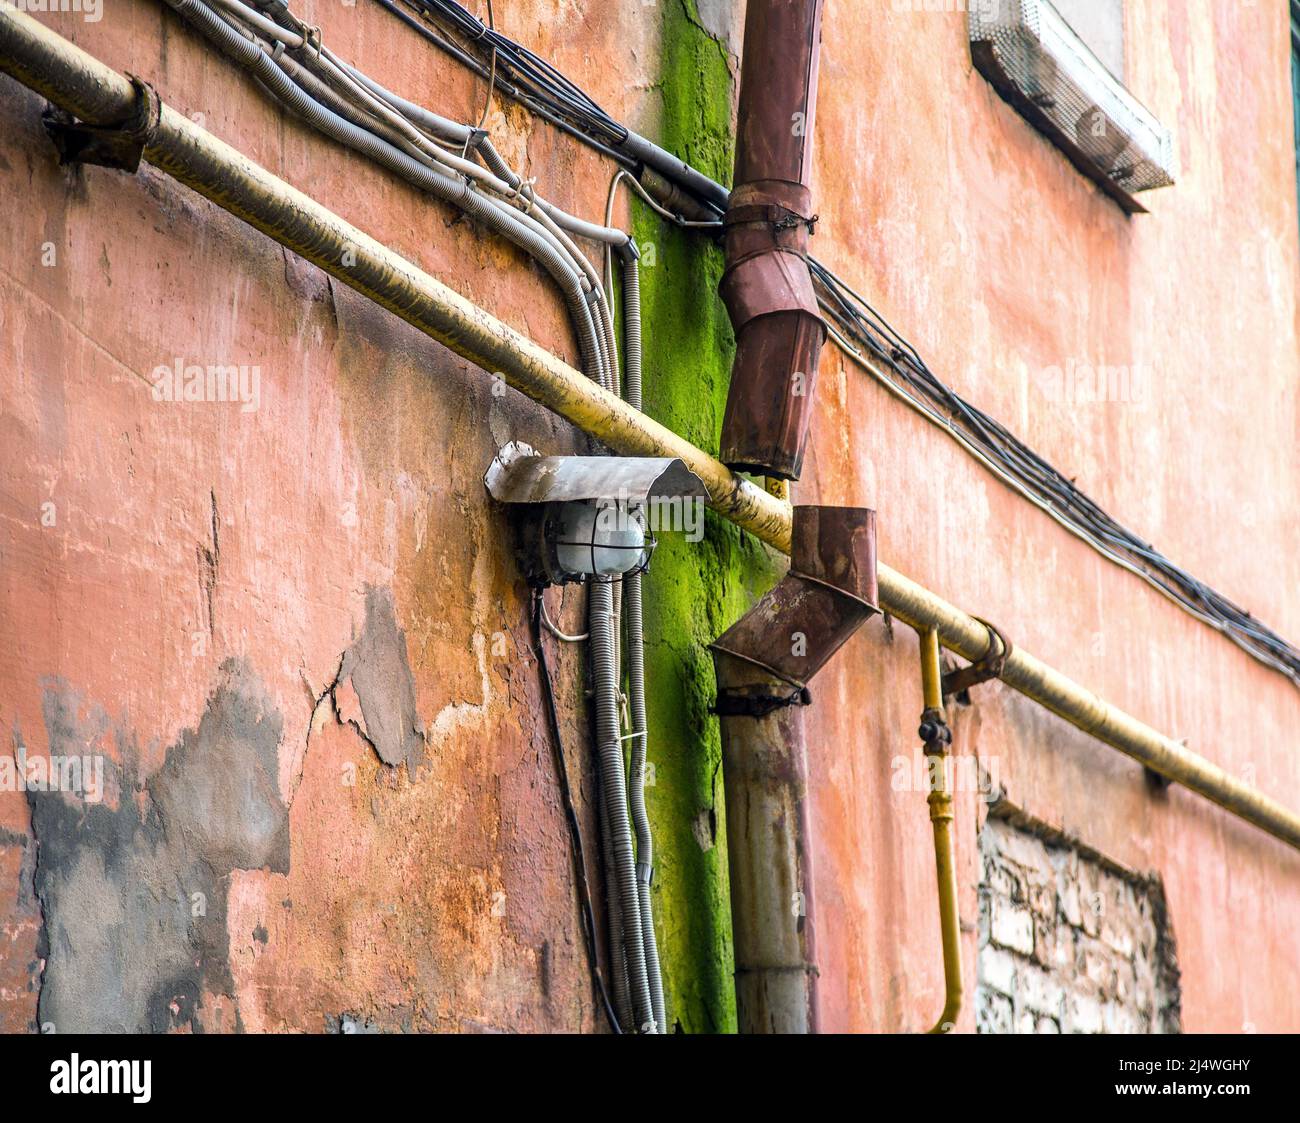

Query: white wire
left=539, top=590, right=588, bottom=643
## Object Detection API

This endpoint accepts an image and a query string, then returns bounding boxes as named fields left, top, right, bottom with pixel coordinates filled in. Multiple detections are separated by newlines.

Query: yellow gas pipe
left=919, top=626, right=962, bottom=1033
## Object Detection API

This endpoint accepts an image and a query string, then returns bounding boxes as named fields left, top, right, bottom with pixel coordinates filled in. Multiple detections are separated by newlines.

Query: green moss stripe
left=632, top=0, right=780, bottom=1034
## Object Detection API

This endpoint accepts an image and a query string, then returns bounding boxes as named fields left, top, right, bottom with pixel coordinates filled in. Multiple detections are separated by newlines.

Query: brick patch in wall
left=976, top=806, right=1181, bottom=1034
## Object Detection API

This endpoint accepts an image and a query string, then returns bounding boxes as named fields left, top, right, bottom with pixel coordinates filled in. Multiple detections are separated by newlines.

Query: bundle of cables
left=372, top=0, right=634, bottom=163
left=401, top=0, right=626, bottom=144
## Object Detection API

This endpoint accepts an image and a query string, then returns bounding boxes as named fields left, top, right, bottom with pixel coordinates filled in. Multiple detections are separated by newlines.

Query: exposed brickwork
left=976, top=812, right=1181, bottom=1035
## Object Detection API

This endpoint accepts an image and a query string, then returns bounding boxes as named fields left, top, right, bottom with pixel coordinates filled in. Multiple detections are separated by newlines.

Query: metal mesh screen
left=970, top=0, right=1175, bottom=200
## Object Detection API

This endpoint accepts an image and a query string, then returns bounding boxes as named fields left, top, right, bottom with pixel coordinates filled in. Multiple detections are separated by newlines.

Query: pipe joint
left=613, top=234, right=639, bottom=265
left=723, top=200, right=818, bottom=261
left=919, top=707, right=952, bottom=751
left=633, top=165, right=725, bottom=225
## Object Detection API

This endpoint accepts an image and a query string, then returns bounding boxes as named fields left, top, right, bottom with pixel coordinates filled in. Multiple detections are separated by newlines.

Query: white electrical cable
left=539, top=591, right=588, bottom=643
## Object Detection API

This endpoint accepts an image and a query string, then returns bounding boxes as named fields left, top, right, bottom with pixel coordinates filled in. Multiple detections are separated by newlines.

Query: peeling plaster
left=28, top=661, right=288, bottom=1033
left=333, top=586, right=428, bottom=772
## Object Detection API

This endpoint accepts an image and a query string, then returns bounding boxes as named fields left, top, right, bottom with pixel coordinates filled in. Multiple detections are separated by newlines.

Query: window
left=969, top=0, right=1174, bottom=213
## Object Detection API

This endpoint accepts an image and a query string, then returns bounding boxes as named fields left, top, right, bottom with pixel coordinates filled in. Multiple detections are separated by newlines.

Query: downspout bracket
left=723, top=203, right=820, bottom=236
left=712, top=684, right=812, bottom=719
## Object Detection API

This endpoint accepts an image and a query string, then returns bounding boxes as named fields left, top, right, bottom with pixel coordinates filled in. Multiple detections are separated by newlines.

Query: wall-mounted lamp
left=484, top=441, right=709, bottom=587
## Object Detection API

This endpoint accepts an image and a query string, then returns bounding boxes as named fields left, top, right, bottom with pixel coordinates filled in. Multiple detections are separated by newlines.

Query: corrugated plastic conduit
left=619, top=255, right=666, bottom=1034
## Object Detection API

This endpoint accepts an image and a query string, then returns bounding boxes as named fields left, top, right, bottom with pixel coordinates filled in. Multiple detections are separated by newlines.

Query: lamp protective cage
left=549, top=499, right=654, bottom=583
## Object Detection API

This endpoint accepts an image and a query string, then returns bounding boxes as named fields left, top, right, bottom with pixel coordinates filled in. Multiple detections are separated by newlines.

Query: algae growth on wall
left=631, top=0, right=782, bottom=1034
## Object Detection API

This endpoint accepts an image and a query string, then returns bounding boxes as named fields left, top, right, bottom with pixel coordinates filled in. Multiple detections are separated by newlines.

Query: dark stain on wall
left=27, top=659, right=288, bottom=1032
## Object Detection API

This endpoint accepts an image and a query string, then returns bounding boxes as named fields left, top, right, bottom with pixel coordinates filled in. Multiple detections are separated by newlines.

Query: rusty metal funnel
left=712, top=505, right=878, bottom=687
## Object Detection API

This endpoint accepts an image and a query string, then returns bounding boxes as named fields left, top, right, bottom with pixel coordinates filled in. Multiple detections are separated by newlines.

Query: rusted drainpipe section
left=719, top=0, right=827, bottom=481
left=711, top=506, right=879, bottom=1032
left=918, top=627, right=962, bottom=1034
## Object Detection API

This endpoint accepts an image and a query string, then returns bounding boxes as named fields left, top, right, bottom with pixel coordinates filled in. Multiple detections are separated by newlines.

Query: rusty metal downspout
left=710, top=506, right=879, bottom=1032
left=719, top=0, right=827, bottom=481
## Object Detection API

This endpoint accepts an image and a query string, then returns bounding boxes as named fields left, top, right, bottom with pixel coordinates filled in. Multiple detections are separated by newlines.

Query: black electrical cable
left=531, top=590, right=623, bottom=1034
left=378, top=0, right=1300, bottom=684
left=436, top=3, right=616, bottom=129
left=369, top=0, right=635, bottom=166
left=396, top=0, right=627, bottom=145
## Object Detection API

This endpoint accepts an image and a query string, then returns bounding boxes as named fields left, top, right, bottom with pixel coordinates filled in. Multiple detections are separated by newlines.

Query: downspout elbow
left=711, top=506, right=878, bottom=1034
left=712, top=504, right=879, bottom=687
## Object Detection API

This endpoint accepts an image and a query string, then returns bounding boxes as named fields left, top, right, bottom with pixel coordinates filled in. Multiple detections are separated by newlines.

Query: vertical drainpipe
left=711, top=507, right=878, bottom=1032
left=719, top=0, right=827, bottom=481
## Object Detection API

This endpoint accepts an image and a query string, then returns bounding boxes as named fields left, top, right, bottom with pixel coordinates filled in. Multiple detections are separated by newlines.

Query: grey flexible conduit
left=342, top=61, right=473, bottom=143
left=586, top=255, right=653, bottom=1031
left=620, top=257, right=666, bottom=1033
left=589, top=584, right=653, bottom=1030
left=165, top=0, right=609, bottom=387
left=275, top=51, right=417, bottom=153
left=596, top=745, right=634, bottom=1028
